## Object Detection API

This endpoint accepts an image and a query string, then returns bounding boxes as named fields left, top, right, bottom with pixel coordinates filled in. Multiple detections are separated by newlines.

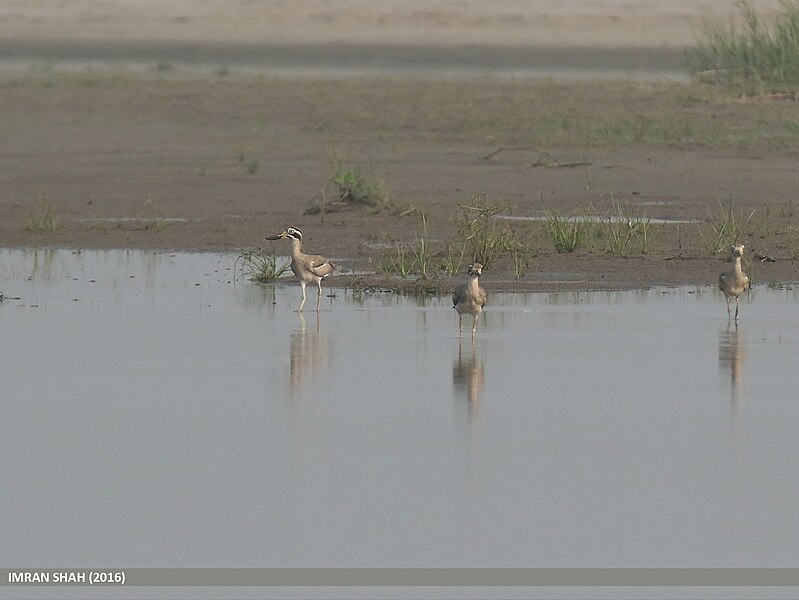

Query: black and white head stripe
left=286, top=227, right=303, bottom=240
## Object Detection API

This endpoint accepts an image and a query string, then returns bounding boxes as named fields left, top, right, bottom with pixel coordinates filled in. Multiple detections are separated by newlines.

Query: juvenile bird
left=452, top=262, right=486, bottom=338
left=266, top=227, right=335, bottom=312
left=719, top=243, right=750, bottom=321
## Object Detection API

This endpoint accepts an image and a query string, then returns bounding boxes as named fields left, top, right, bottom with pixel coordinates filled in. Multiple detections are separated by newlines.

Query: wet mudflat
left=1, top=249, right=798, bottom=568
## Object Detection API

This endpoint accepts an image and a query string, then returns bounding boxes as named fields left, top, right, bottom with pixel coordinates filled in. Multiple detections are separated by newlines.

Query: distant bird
left=452, top=262, right=486, bottom=337
left=265, top=227, right=335, bottom=312
left=719, top=243, right=750, bottom=321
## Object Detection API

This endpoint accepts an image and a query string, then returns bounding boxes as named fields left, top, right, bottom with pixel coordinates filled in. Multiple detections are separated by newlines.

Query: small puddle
left=2, top=248, right=798, bottom=568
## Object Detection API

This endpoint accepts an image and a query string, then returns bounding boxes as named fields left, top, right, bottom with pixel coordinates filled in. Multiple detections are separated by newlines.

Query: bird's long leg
left=458, top=314, right=463, bottom=336
left=316, top=279, right=322, bottom=312
left=298, top=282, right=307, bottom=312
left=734, top=296, right=740, bottom=321
left=726, top=297, right=732, bottom=318
left=472, top=312, right=479, bottom=338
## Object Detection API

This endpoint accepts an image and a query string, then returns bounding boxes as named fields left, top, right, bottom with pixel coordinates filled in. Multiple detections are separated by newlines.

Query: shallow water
left=2, top=248, right=798, bottom=569
left=0, top=41, right=686, bottom=82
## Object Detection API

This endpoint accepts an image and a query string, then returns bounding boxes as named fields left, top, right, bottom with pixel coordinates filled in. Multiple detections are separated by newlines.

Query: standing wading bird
left=719, top=243, right=750, bottom=321
left=265, top=227, right=335, bottom=312
left=452, top=262, right=486, bottom=337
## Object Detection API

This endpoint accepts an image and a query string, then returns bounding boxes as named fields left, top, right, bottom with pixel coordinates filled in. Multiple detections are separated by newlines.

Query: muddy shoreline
left=3, top=71, right=798, bottom=292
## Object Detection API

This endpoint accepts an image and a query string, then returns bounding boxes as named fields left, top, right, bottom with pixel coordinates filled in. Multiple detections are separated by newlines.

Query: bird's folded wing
left=310, top=257, right=335, bottom=277
left=452, top=284, right=466, bottom=307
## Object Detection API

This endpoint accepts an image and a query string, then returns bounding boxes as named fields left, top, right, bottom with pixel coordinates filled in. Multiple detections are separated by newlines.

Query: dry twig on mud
left=483, top=146, right=535, bottom=160
left=482, top=146, right=557, bottom=161
left=482, top=147, right=591, bottom=169
left=532, top=159, right=593, bottom=169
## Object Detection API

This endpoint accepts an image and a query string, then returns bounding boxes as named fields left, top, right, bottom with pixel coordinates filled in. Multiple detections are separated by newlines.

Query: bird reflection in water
left=289, top=311, right=327, bottom=401
left=718, top=321, right=745, bottom=447
left=452, top=339, right=484, bottom=419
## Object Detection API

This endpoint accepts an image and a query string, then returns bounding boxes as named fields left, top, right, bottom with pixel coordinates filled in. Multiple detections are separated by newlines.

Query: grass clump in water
left=687, top=0, right=799, bottom=94
left=236, top=248, right=291, bottom=283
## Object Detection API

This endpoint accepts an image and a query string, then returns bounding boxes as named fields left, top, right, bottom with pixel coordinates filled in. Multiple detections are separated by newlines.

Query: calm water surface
left=1, top=249, right=798, bottom=569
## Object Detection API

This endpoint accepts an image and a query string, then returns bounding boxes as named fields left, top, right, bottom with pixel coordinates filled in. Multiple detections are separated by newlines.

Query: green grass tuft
left=700, top=200, right=756, bottom=256
left=24, top=207, right=60, bottom=232
left=377, top=244, right=414, bottom=278
left=439, top=242, right=467, bottom=276
left=330, top=168, right=388, bottom=207
left=545, top=211, right=581, bottom=253
left=603, top=203, right=655, bottom=256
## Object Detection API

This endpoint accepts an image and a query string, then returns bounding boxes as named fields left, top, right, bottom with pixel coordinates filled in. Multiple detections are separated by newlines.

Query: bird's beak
left=264, top=231, right=286, bottom=240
